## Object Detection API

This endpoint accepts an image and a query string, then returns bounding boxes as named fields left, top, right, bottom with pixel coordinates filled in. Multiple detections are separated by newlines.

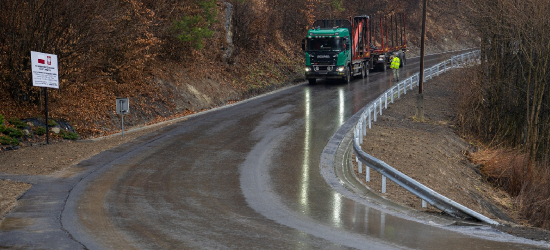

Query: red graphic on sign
left=38, top=59, right=45, bottom=64
left=47, top=56, right=51, bottom=65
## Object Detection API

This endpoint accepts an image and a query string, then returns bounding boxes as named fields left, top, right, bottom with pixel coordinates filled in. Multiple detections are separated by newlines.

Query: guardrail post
left=366, top=167, right=370, bottom=182
left=403, top=82, right=407, bottom=94
left=359, top=125, right=363, bottom=145
left=368, top=107, right=372, bottom=129
left=374, top=102, right=377, bottom=122
left=427, top=69, right=429, bottom=81
left=397, top=84, right=401, bottom=99
left=427, top=68, right=430, bottom=80
left=362, top=115, right=367, bottom=135
left=353, top=127, right=359, bottom=144
left=379, top=98, right=383, bottom=115
left=384, top=92, right=388, bottom=109
left=357, top=156, right=362, bottom=173
left=422, top=199, right=427, bottom=208
left=382, top=175, right=386, bottom=193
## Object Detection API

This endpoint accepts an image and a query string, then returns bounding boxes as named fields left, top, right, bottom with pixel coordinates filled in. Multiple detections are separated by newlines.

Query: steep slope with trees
left=0, top=0, right=476, bottom=139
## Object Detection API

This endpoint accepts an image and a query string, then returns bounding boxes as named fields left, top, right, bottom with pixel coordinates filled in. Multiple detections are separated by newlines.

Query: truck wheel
left=361, top=63, right=365, bottom=79
left=344, top=67, right=351, bottom=84
left=308, top=79, right=316, bottom=85
left=400, top=54, right=406, bottom=67
left=383, top=63, right=387, bottom=72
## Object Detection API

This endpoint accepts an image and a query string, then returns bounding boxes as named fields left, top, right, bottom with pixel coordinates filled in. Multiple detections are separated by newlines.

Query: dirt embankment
left=352, top=70, right=550, bottom=242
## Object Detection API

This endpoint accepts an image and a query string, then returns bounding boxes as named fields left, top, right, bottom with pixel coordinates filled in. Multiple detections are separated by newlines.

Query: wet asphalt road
left=1, top=50, right=549, bottom=249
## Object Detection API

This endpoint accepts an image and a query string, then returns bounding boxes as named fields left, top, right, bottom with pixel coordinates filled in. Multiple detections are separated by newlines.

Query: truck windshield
left=307, top=38, right=343, bottom=52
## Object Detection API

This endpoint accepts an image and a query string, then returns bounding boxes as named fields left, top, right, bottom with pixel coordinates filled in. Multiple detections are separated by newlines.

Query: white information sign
left=31, top=51, right=59, bottom=89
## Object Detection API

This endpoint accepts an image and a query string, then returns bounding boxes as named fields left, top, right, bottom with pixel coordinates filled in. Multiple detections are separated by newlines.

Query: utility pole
left=416, top=0, right=427, bottom=121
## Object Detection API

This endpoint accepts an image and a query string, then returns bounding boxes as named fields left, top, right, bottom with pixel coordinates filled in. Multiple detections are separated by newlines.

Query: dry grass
left=469, top=148, right=528, bottom=196
left=455, top=68, right=550, bottom=230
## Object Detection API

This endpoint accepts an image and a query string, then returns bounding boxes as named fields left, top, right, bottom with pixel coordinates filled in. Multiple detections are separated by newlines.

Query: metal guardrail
left=352, top=50, right=499, bottom=225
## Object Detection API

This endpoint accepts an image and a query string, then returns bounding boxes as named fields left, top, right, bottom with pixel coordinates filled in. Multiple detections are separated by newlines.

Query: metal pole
left=416, top=0, right=428, bottom=121
left=391, top=15, right=394, bottom=48
left=120, top=100, right=125, bottom=138
left=44, top=87, right=49, bottom=144
left=419, top=0, right=427, bottom=94
left=122, top=111, right=124, bottom=138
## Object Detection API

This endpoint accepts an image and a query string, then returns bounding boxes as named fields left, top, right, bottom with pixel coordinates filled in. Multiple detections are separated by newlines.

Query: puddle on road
left=0, top=217, right=33, bottom=231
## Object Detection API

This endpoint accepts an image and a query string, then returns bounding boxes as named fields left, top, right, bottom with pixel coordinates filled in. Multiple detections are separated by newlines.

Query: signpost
left=116, top=98, right=129, bottom=138
left=31, top=51, right=59, bottom=144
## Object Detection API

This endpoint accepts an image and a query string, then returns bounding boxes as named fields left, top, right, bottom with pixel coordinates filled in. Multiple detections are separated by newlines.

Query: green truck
left=302, top=14, right=407, bottom=84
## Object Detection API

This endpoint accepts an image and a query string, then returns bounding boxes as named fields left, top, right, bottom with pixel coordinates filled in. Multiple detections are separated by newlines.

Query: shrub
left=0, top=125, right=5, bottom=134
left=8, top=128, right=24, bottom=138
left=34, top=126, right=46, bottom=136
left=4, top=127, right=17, bottom=135
left=0, top=136, right=19, bottom=146
left=8, top=117, right=27, bottom=129
left=60, top=130, right=79, bottom=140
left=0, top=114, right=4, bottom=125
left=171, top=0, right=216, bottom=50
left=47, top=119, right=57, bottom=127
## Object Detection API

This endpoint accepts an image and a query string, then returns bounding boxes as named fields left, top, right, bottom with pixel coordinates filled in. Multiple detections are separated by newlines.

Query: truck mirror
left=301, top=39, right=306, bottom=51
left=343, top=37, right=349, bottom=50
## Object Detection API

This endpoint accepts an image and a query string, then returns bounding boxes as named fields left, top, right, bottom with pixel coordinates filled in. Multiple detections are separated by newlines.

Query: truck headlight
left=336, top=66, right=345, bottom=72
left=305, top=67, right=311, bottom=72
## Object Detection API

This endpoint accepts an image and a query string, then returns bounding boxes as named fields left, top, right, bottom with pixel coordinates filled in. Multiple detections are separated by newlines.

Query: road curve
left=1, top=50, right=548, bottom=249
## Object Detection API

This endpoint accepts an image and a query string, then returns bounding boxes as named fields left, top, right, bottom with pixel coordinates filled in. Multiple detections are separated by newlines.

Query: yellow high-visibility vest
left=391, top=57, right=400, bottom=69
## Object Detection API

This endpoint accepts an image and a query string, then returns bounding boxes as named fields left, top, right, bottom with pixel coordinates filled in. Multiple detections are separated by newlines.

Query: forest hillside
left=0, top=0, right=477, bottom=138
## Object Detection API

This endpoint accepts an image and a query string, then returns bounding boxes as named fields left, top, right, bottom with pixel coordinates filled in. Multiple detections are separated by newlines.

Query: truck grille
left=313, top=65, right=334, bottom=74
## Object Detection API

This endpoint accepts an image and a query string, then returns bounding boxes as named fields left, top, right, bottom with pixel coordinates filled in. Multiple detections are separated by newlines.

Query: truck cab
left=303, top=20, right=352, bottom=84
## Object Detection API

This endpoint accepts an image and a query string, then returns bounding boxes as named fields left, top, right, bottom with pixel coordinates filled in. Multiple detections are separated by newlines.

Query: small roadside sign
left=116, top=98, right=129, bottom=138
left=116, top=98, right=129, bottom=114
left=31, top=51, right=59, bottom=89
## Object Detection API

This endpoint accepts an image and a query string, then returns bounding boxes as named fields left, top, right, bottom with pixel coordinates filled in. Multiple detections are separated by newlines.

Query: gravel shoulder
left=352, top=71, right=550, bottom=242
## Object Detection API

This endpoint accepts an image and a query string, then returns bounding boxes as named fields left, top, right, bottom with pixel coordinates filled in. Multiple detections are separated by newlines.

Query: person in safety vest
left=390, top=55, right=400, bottom=81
